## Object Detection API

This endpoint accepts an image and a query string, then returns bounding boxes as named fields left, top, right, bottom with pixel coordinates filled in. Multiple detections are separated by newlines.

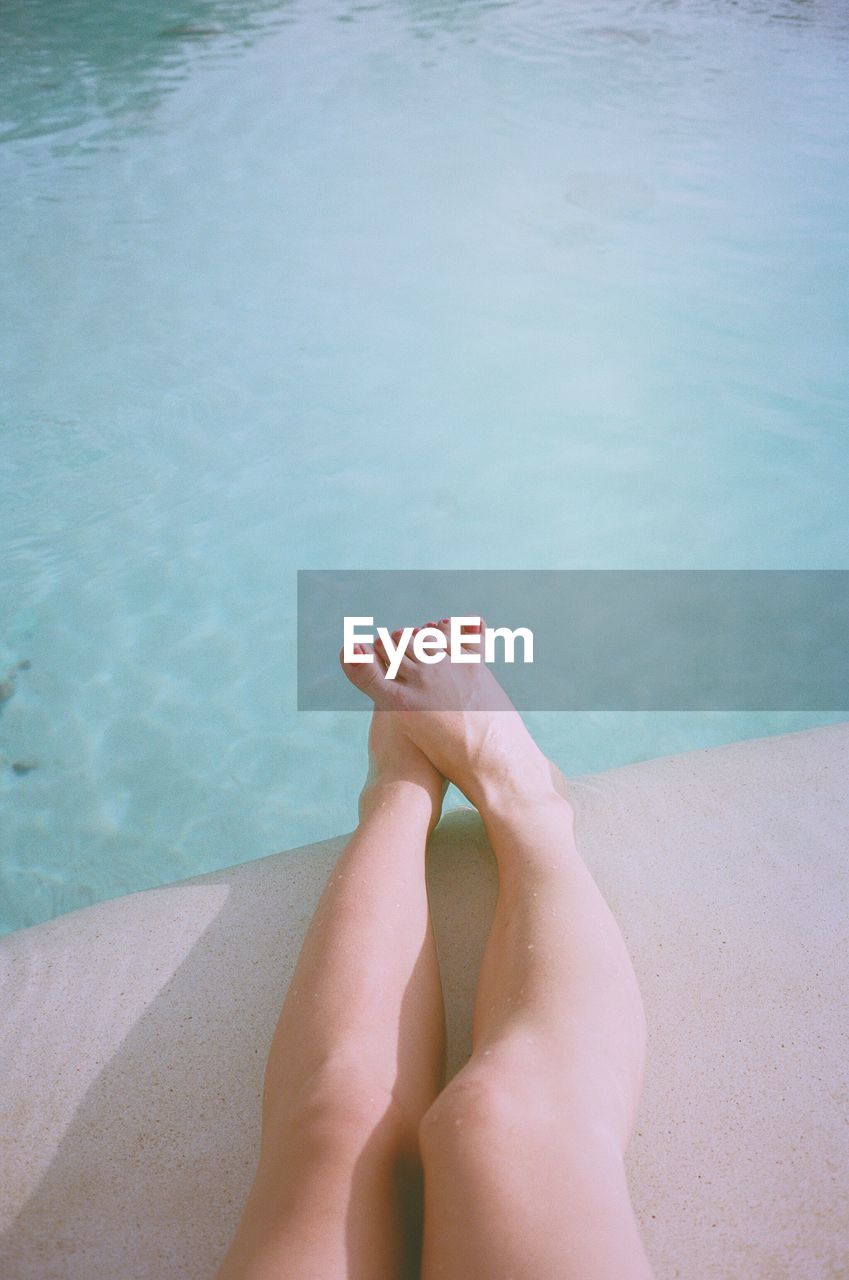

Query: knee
left=419, top=1032, right=578, bottom=1158
left=419, top=1058, right=534, bottom=1160
left=264, top=1050, right=412, bottom=1165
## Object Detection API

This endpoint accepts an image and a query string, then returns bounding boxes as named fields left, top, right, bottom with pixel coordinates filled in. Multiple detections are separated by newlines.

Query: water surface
left=2, top=0, right=847, bottom=931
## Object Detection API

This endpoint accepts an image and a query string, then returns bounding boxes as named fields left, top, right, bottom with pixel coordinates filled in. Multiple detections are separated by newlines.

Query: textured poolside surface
left=1, top=723, right=847, bottom=1278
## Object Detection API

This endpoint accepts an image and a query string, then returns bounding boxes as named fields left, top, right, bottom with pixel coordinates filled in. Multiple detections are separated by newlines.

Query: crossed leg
left=344, top=620, right=655, bottom=1280
left=215, top=712, right=445, bottom=1280
left=418, top=785, right=653, bottom=1279
left=217, top=619, right=655, bottom=1279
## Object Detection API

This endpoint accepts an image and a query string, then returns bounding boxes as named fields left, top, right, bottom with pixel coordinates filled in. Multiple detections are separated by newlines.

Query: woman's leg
left=216, top=711, right=445, bottom=1280
left=342, top=621, right=655, bottom=1280
left=419, top=785, right=653, bottom=1280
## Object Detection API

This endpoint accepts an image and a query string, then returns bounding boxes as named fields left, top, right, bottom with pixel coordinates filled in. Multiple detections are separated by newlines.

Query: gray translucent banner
left=297, top=571, right=849, bottom=711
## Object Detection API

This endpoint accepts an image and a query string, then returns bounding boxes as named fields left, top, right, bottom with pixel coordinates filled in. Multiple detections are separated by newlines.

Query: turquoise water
left=1, top=0, right=847, bottom=934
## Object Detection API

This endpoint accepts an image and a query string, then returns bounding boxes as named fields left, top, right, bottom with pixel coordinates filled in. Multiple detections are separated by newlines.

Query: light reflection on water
left=1, top=0, right=847, bottom=932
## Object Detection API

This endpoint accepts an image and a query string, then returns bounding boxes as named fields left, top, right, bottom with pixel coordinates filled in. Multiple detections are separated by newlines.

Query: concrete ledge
left=1, top=723, right=847, bottom=1278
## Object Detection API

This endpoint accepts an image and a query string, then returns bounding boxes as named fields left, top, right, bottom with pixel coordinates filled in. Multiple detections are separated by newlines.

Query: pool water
left=1, top=0, right=847, bottom=934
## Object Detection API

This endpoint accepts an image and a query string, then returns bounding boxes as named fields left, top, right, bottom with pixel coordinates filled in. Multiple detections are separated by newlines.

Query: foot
left=358, top=709, right=447, bottom=835
left=342, top=619, right=569, bottom=816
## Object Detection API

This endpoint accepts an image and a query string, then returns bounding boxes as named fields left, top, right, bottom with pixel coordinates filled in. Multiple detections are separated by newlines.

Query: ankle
left=459, top=734, right=568, bottom=818
left=476, top=780, right=575, bottom=832
left=358, top=776, right=444, bottom=833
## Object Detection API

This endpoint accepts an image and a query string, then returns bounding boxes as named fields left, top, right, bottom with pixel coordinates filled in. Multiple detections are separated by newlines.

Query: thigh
left=419, top=1067, right=654, bottom=1280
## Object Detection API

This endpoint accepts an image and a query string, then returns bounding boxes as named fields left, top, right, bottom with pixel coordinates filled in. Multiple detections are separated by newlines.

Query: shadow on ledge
left=0, top=808, right=496, bottom=1279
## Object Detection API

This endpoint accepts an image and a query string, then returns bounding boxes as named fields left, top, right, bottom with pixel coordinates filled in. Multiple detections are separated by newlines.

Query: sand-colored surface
left=1, top=723, right=847, bottom=1278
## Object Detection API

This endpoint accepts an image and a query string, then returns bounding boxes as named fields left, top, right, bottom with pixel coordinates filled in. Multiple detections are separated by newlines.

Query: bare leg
left=216, top=712, right=445, bottom=1280
left=342, top=621, right=655, bottom=1280
left=420, top=786, right=652, bottom=1279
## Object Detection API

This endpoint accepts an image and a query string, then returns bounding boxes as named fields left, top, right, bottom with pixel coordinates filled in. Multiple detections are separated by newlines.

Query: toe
left=339, top=644, right=398, bottom=706
left=446, top=615, right=485, bottom=654
left=375, top=634, right=392, bottom=671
